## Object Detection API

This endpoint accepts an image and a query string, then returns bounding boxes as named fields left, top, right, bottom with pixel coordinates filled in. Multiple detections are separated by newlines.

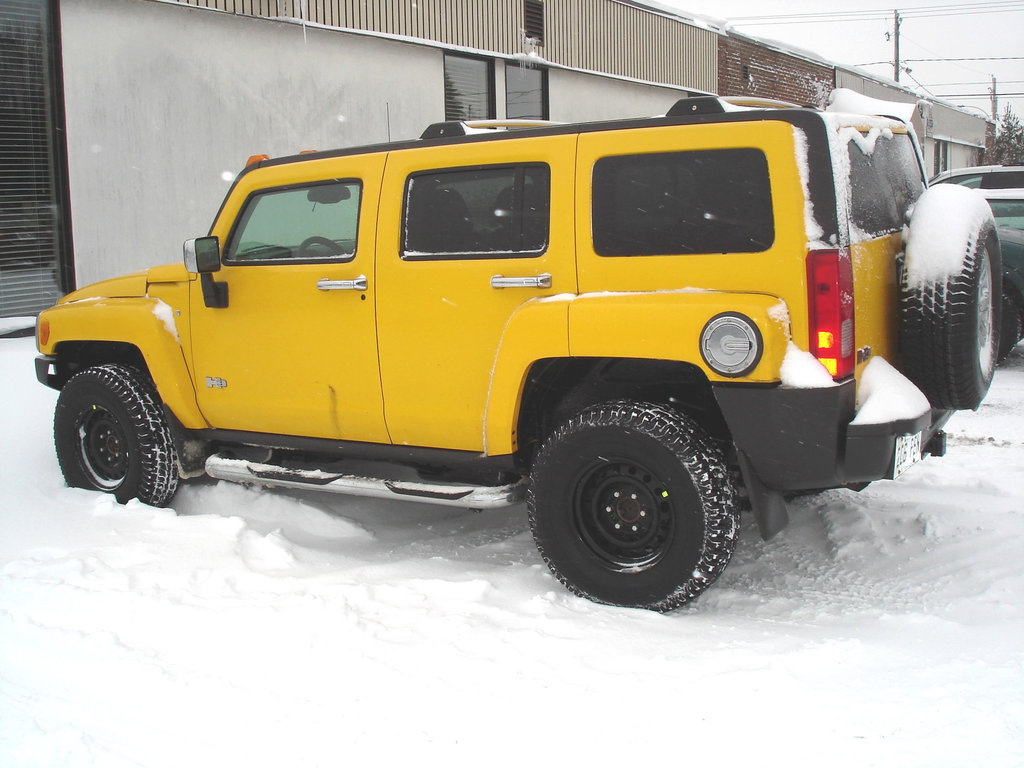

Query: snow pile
left=792, top=126, right=826, bottom=247
left=151, top=299, right=179, bottom=341
left=0, top=316, right=34, bottom=336
left=827, top=88, right=919, bottom=124
left=851, top=357, right=930, bottom=425
left=779, top=341, right=837, bottom=387
left=2, top=335, right=1024, bottom=765
left=905, top=185, right=995, bottom=288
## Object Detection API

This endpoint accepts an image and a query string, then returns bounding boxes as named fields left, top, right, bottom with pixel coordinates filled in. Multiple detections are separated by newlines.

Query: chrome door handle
left=317, top=276, right=367, bottom=291
left=490, top=273, right=552, bottom=289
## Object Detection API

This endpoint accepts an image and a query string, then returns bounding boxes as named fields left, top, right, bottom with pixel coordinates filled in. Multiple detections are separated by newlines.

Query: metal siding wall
left=542, top=0, right=715, bottom=91
left=161, top=0, right=717, bottom=90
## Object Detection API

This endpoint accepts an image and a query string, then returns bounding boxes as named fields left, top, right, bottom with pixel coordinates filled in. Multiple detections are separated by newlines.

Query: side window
left=951, top=174, right=983, bottom=188
left=592, top=149, right=775, bottom=257
left=989, top=199, right=1024, bottom=230
left=402, top=164, right=550, bottom=260
left=848, top=133, right=924, bottom=237
left=224, top=180, right=361, bottom=264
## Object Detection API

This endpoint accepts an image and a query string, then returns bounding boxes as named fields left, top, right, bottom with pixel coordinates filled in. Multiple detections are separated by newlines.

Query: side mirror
left=184, top=237, right=228, bottom=308
left=184, top=236, right=221, bottom=273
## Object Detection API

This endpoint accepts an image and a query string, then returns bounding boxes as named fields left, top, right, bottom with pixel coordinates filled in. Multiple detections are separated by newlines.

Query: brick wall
left=718, top=35, right=835, bottom=108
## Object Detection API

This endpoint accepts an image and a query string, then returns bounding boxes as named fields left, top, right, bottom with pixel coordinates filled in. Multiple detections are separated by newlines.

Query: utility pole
left=991, top=75, right=998, bottom=121
left=893, top=11, right=902, bottom=83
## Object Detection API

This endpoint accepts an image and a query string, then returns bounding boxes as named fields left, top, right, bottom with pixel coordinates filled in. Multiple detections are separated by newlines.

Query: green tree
left=990, top=106, right=1024, bottom=165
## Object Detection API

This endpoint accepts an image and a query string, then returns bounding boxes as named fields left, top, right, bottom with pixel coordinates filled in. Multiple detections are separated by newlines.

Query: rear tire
left=528, top=401, right=739, bottom=611
left=54, top=365, right=179, bottom=506
left=901, top=214, right=1001, bottom=410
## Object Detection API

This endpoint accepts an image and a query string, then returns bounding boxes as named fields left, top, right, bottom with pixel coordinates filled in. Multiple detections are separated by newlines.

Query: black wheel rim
left=572, top=457, right=674, bottom=570
left=77, top=405, right=129, bottom=490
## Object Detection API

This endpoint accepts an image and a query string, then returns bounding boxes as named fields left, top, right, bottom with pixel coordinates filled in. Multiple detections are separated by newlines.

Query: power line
left=730, top=1, right=1024, bottom=19
left=929, top=80, right=1024, bottom=86
left=730, top=1, right=1024, bottom=25
left=857, top=56, right=1024, bottom=65
left=904, top=56, right=1024, bottom=61
left=935, top=91, right=1024, bottom=97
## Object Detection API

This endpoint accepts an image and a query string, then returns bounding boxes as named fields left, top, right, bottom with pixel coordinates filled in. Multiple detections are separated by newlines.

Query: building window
left=934, top=140, right=950, bottom=177
left=506, top=65, right=548, bottom=120
left=0, top=0, right=72, bottom=316
left=524, top=0, right=544, bottom=45
left=444, top=53, right=495, bottom=121
left=592, top=149, right=774, bottom=257
left=403, top=164, right=550, bottom=260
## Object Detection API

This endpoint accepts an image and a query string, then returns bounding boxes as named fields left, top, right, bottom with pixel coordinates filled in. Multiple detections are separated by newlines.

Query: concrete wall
left=61, top=0, right=700, bottom=286
left=61, top=0, right=442, bottom=286
left=546, top=66, right=688, bottom=123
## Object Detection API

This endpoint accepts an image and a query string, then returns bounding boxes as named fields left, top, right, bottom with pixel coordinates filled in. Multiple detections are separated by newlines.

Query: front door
left=189, top=155, right=389, bottom=444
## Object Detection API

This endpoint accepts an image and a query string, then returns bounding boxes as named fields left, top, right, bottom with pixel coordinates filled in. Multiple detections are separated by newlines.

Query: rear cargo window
left=982, top=170, right=1024, bottom=189
left=847, top=132, right=923, bottom=238
left=591, top=149, right=774, bottom=257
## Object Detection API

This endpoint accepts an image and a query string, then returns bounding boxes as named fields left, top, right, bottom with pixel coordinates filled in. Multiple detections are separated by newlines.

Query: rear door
left=375, top=134, right=577, bottom=452
left=843, top=125, right=925, bottom=374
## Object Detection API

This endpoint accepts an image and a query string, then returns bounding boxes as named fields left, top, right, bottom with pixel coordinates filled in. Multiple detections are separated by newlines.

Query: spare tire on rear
left=900, top=185, right=1001, bottom=411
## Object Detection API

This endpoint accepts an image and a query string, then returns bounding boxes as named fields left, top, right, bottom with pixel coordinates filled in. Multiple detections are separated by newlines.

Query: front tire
left=54, top=365, right=179, bottom=506
left=998, top=289, right=1023, bottom=363
left=528, top=401, right=739, bottom=611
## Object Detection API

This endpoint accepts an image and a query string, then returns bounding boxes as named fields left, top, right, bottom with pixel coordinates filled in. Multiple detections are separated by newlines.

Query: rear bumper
left=714, top=380, right=950, bottom=492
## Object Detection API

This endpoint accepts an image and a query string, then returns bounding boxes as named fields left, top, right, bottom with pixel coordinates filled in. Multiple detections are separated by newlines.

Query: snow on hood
left=905, top=185, right=995, bottom=288
left=827, top=88, right=918, bottom=124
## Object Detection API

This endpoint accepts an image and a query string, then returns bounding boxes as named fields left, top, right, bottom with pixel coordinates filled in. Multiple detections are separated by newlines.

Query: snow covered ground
left=2, top=330, right=1023, bottom=767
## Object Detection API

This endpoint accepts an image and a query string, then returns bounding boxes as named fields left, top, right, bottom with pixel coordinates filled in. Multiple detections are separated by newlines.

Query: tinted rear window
left=982, top=171, right=1024, bottom=189
left=403, top=164, right=549, bottom=260
left=592, top=149, right=775, bottom=257
left=847, top=132, right=924, bottom=237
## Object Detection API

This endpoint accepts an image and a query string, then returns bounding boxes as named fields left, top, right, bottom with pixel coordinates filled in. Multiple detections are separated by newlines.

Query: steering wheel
left=297, top=236, right=344, bottom=259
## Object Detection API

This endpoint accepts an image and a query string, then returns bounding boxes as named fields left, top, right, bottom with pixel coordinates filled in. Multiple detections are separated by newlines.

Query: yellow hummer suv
left=35, top=92, right=1000, bottom=610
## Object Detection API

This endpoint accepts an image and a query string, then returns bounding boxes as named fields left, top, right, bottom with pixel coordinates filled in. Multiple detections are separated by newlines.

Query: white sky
left=657, top=0, right=1024, bottom=125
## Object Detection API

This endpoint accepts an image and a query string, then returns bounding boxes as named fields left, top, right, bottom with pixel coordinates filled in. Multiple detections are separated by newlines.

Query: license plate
left=893, top=432, right=922, bottom=479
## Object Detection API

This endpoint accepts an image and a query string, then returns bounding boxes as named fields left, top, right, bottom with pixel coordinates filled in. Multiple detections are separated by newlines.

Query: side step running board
left=205, top=454, right=526, bottom=509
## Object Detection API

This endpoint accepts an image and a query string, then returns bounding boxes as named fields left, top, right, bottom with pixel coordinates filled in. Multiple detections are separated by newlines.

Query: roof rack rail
left=721, top=96, right=803, bottom=110
left=665, top=96, right=727, bottom=116
left=420, top=118, right=557, bottom=140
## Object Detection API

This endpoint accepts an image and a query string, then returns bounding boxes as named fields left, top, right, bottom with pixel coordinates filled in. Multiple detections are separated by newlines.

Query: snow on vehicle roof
left=826, top=88, right=918, bottom=124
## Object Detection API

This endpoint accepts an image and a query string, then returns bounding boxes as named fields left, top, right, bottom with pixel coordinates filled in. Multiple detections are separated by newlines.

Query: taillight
left=806, top=247, right=855, bottom=380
